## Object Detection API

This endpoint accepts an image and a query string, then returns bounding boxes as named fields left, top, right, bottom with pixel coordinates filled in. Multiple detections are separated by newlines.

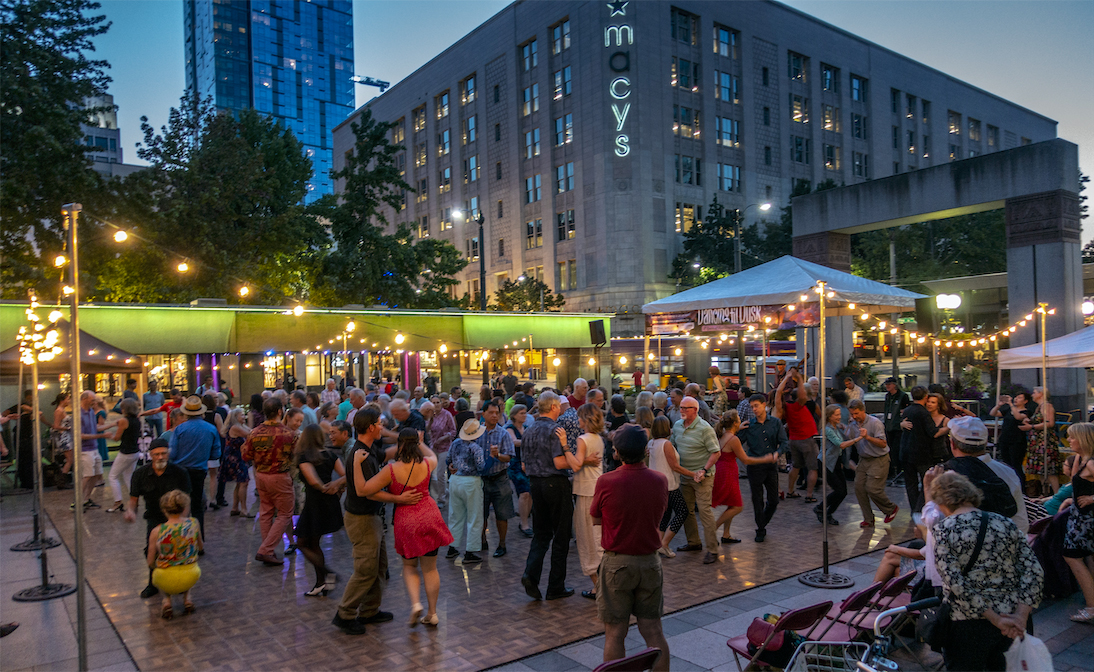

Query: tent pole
left=994, top=363, right=1003, bottom=459
left=1039, top=304, right=1049, bottom=484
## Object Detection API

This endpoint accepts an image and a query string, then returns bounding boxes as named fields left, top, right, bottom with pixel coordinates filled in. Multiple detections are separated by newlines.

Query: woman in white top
left=573, top=403, right=606, bottom=599
left=648, top=415, right=697, bottom=558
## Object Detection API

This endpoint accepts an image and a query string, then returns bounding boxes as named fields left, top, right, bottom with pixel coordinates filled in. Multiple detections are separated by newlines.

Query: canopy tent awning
left=641, top=255, right=926, bottom=318
left=0, top=320, right=144, bottom=377
left=997, top=325, right=1094, bottom=369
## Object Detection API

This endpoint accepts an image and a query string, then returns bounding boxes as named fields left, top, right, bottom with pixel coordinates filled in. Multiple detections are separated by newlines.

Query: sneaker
left=755, top=530, right=767, bottom=543
left=331, top=614, right=366, bottom=635
left=860, top=520, right=874, bottom=528
left=84, top=500, right=101, bottom=509
left=445, top=547, right=460, bottom=559
left=1069, top=608, right=1094, bottom=623
left=462, top=551, right=483, bottom=564
left=884, top=505, right=899, bottom=524
left=360, top=610, right=394, bottom=624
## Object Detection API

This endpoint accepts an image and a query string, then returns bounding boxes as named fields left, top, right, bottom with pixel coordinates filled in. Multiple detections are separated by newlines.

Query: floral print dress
left=1025, top=407, right=1061, bottom=477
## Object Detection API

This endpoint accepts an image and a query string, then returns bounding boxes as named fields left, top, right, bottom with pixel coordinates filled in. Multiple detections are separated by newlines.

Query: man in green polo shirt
left=670, top=397, right=721, bottom=564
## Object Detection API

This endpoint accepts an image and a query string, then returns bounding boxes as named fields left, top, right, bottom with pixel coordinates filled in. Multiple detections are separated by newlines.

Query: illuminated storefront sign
left=646, top=304, right=822, bottom=335
left=605, top=1, right=631, bottom=156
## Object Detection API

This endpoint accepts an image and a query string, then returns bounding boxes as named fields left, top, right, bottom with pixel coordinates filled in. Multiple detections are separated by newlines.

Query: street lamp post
left=732, top=202, right=772, bottom=388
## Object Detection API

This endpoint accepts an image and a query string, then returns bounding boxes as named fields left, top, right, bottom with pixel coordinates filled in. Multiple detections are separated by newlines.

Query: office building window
left=417, top=178, right=428, bottom=203
left=850, top=74, right=867, bottom=102
left=498, top=238, right=506, bottom=258
left=852, top=152, right=869, bottom=178
left=824, top=144, right=840, bottom=170
left=852, top=113, right=867, bottom=139
left=763, top=107, right=770, bottom=126
left=437, top=91, right=450, bottom=119
left=493, top=85, right=500, bottom=104
left=713, top=25, right=739, bottom=58
left=969, top=148, right=980, bottom=158
left=497, top=200, right=504, bottom=218
left=893, top=162, right=901, bottom=175
left=987, top=124, right=999, bottom=148
left=672, top=57, right=700, bottom=91
left=553, top=66, right=572, bottom=99
left=466, top=236, right=480, bottom=261
left=551, top=19, right=570, bottom=55
left=822, top=63, right=839, bottom=92
left=522, top=39, right=538, bottom=70
left=463, top=115, right=476, bottom=144
left=675, top=202, right=701, bottom=232
left=791, top=94, right=809, bottom=123
left=892, top=126, right=899, bottom=150
left=438, top=129, right=450, bottom=156
left=468, top=278, right=479, bottom=302
left=673, top=105, right=700, bottom=139
left=948, top=111, right=961, bottom=135
left=461, top=75, right=476, bottom=105
left=788, top=51, right=807, bottom=81
left=496, top=162, right=502, bottom=180
left=557, top=209, right=575, bottom=241
left=554, top=113, right=573, bottom=146
left=921, top=100, right=930, bottom=125
left=823, top=105, right=840, bottom=132
left=524, top=128, right=540, bottom=158
left=415, top=143, right=427, bottom=167
left=717, top=163, right=740, bottom=191
left=464, top=156, right=479, bottom=183
left=674, top=154, right=701, bottom=186
left=561, top=259, right=576, bottom=290
left=417, top=215, right=430, bottom=238
left=555, top=162, right=574, bottom=193
left=791, top=136, right=811, bottom=164
left=525, top=218, right=543, bottom=248
left=441, top=206, right=453, bottom=230
left=890, top=88, right=900, bottom=114
left=715, top=70, right=738, bottom=102
left=905, top=93, right=915, bottom=119
left=525, top=175, right=542, bottom=203
left=391, top=120, right=405, bottom=145
left=439, top=167, right=451, bottom=193
left=522, top=84, right=539, bottom=116
left=764, top=146, right=772, bottom=165
left=923, top=135, right=930, bottom=158
left=907, top=130, right=915, bottom=155
left=671, top=8, right=696, bottom=45
left=715, top=116, right=739, bottom=147
left=968, top=118, right=981, bottom=142
left=494, top=124, right=501, bottom=142
left=762, top=67, right=769, bottom=86
left=949, top=143, right=959, bottom=161
left=413, top=106, right=426, bottom=132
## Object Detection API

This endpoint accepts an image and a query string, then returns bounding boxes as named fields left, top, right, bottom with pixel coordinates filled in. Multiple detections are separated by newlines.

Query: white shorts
left=80, top=450, right=103, bottom=477
left=207, top=460, right=220, bottom=469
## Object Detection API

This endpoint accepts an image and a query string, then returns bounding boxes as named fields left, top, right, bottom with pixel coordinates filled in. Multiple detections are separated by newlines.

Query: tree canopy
left=491, top=278, right=565, bottom=312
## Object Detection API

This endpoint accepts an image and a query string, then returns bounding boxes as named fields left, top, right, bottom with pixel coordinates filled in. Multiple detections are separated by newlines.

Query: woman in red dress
left=712, top=410, right=778, bottom=543
left=361, top=428, right=453, bottom=627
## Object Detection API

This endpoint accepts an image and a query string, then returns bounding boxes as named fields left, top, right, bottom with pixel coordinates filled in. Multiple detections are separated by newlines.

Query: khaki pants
left=337, top=512, right=388, bottom=620
left=855, top=454, right=897, bottom=523
left=679, top=471, right=718, bottom=551
left=573, top=494, right=603, bottom=577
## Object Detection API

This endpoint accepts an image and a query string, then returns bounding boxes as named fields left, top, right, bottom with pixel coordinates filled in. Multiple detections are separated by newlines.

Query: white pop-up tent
left=997, top=325, right=1094, bottom=369
left=641, top=255, right=925, bottom=317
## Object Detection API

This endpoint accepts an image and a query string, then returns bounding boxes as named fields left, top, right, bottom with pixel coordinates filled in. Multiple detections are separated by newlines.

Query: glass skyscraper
left=185, top=0, right=354, bottom=202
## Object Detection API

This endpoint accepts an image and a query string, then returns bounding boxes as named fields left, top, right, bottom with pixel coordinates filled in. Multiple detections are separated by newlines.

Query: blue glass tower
left=185, top=0, right=355, bottom=202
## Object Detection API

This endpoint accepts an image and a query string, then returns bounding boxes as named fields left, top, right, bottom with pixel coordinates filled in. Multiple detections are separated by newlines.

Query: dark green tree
left=669, top=196, right=736, bottom=288
left=0, top=0, right=111, bottom=297
left=491, top=278, right=565, bottom=312
left=317, top=108, right=466, bottom=308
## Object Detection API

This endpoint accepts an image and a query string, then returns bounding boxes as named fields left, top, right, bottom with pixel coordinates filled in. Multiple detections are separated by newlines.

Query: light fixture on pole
left=799, top=280, right=854, bottom=590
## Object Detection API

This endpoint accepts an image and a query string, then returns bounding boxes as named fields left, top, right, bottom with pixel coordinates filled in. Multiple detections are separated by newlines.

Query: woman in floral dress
left=1021, top=387, right=1061, bottom=493
left=218, top=408, right=251, bottom=515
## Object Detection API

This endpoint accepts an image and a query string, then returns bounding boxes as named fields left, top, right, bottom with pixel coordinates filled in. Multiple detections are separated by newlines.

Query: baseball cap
left=948, top=416, right=988, bottom=446
left=883, top=377, right=898, bottom=385
left=149, top=437, right=169, bottom=450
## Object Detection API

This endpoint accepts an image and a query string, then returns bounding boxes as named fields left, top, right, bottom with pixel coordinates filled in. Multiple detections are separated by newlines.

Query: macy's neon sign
left=605, top=1, right=632, bottom=157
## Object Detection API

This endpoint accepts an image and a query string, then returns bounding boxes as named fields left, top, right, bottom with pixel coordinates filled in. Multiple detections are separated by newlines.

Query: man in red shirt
left=632, top=369, right=643, bottom=389
left=139, top=389, right=183, bottom=430
left=775, top=370, right=819, bottom=501
left=590, top=426, right=670, bottom=671
left=567, top=377, right=588, bottom=411
left=241, top=397, right=298, bottom=565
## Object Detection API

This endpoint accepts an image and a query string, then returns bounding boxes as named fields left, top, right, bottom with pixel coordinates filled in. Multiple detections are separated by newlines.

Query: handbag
left=921, top=511, right=990, bottom=652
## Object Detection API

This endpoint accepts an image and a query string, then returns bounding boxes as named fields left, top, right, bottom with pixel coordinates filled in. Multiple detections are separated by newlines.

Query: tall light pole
left=732, top=201, right=772, bottom=388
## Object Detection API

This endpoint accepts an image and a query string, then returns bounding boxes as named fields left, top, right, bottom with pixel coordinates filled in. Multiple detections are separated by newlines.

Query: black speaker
left=915, top=298, right=937, bottom=335
left=589, top=319, right=607, bottom=346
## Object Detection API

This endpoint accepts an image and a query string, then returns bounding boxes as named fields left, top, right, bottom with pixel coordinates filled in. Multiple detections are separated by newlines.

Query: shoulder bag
left=921, top=511, right=990, bottom=652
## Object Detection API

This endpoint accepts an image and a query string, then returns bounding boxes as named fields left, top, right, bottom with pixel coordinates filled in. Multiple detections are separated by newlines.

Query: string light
left=176, top=261, right=189, bottom=273
left=113, top=230, right=128, bottom=242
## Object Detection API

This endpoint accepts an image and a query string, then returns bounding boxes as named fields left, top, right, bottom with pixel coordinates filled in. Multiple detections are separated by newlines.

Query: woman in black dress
left=989, top=390, right=1035, bottom=481
left=293, top=425, right=345, bottom=596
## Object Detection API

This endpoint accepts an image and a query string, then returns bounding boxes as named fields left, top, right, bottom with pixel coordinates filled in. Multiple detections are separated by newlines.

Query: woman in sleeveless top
left=712, top=410, right=779, bottom=543
left=293, top=425, right=345, bottom=597
left=148, top=489, right=202, bottom=620
left=505, top=404, right=533, bottom=536
left=709, top=366, right=729, bottom=416
left=360, top=428, right=452, bottom=626
left=51, top=393, right=73, bottom=488
left=104, top=398, right=141, bottom=512
left=647, top=416, right=695, bottom=558
left=219, top=408, right=251, bottom=516
left=926, top=393, right=952, bottom=462
left=1062, top=423, right=1094, bottom=624
left=1022, top=387, right=1061, bottom=493
left=573, top=404, right=605, bottom=599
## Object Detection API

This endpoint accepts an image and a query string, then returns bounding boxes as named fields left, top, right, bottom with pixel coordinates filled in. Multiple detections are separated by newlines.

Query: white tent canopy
left=642, top=255, right=926, bottom=316
left=997, top=325, right=1094, bottom=369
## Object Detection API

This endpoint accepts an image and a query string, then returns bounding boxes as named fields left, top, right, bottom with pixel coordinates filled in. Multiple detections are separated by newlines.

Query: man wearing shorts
left=774, top=370, right=819, bottom=501
left=75, top=390, right=108, bottom=509
left=476, top=400, right=516, bottom=557
left=591, top=426, right=670, bottom=672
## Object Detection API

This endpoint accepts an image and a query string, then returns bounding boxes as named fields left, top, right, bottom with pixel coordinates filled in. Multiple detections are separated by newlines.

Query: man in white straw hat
left=168, top=395, right=222, bottom=539
left=444, top=418, right=487, bottom=564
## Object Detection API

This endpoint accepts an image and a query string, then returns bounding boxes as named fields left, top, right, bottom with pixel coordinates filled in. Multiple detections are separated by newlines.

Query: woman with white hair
left=652, top=391, right=668, bottom=418
left=219, top=408, right=252, bottom=516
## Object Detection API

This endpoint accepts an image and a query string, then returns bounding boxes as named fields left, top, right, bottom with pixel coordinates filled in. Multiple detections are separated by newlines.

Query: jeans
left=254, top=471, right=294, bottom=556
left=337, top=512, right=388, bottom=620
left=746, top=463, right=779, bottom=532
left=144, top=416, right=163, bottom=438
left=184, top=468, right=207, bottom=538
left=448, top=475, right=484, bottom=553
left=108, top=452, right=140, bottom=503
left=854, top=454, right=897, bottom=522
left=679, top=472, right=718, bottom=550
left=524, top=475, right=573, bottom=595
left=822, top=465, right=848, bottom=516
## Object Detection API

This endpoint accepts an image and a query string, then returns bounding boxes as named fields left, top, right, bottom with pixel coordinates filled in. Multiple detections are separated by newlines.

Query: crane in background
left=351, top=75, right=390, bottom=93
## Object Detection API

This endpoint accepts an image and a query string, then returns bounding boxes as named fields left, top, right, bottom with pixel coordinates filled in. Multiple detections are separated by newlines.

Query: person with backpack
left=944, top=416, right=1027, bottom=533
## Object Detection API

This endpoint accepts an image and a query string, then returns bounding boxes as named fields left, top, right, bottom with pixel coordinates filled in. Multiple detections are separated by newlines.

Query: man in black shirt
left=124, top=438, right=191, bottom=598
left=899, top=386, right=936, bottom=512
left=333, top=407, right=419, bottom=635
left=882, top=377, right=910, bottom=479
left=501, top=368, right=519, bottom=398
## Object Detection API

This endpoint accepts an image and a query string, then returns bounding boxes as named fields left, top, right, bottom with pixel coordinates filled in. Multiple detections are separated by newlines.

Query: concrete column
left=238, top=354, right=265, bottom=401
left=440, top=357, right=461, bottom=395
left=1004, top=190, right=1085, bottom=414
left=792, top=232, right=852, bottom=273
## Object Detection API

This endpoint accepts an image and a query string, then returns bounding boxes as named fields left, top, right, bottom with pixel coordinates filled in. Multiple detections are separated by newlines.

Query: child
left=148, top=489, right=203, bottom=619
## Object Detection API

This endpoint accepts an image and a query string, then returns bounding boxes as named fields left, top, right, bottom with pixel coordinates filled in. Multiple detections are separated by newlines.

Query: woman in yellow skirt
left=148, top=490, right=203, bottom=619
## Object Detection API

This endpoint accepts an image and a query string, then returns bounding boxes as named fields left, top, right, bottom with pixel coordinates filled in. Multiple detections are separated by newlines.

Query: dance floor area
left=40, top=472, right=915, bottom=671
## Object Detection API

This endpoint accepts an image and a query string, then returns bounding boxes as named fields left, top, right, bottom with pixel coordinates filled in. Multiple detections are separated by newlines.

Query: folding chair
left=842, top=571, right=918, bottom=630
left=592, top=647, right=661, bottom=672
left=726, top=601, right=833, bottom=671
left=805, top=581, right=884, bottom=641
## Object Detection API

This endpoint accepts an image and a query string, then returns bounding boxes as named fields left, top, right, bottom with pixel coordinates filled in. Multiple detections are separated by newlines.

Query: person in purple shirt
left=76, top=391, right=108, bottom=510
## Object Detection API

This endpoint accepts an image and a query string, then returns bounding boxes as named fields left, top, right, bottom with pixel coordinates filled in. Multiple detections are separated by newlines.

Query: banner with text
left=646, top=303, right=820, bottom=335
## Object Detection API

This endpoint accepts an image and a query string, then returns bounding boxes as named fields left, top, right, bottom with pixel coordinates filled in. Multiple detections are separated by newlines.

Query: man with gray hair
left=848, top=399, right=899, bottom=528
left=345, top=388, right=367, bottom=425
left=291, top=389, right=317, bottom=427
left=567, top=378, right=588, bottom=411
left=684, top=383, right=712, bottom=424
left=945, top=416, right=1026, bottom=532
left=409, top=386, right=426, bottom=411
left=320, top=378, right=341, bottom=406
left=381, top=398, right=426, bottom=444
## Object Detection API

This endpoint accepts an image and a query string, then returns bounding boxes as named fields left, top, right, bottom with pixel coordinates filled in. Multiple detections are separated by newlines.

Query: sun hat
left=459, top=418, right=486, bottom=441
left=948, top=415, right=988, bottom=446
left=180, top=395, right=207, bottom=416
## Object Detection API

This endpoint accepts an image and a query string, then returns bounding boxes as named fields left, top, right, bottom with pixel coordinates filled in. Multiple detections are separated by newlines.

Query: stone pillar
left=793, top=232, right=855, bottom=386
left=792, top=232, right=852, bottom=273
left=439, top=356, right=461, bottom=395
left=1004, top=190, right=1085, bottom=415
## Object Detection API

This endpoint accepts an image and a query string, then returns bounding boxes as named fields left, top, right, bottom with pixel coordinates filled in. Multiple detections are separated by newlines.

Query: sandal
left=804, top=497, right=818, bottom=504
left=161, top=604, right=173, bottom=620
left=721, top=536, right=742, bottom=544
left=785, top=492, right=802, bottom=499
left=421, top=613, right=439, bottom=626
left=183, top=601, right=195, bottom=615
left=1070, top=608, right=1094, bottom=623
